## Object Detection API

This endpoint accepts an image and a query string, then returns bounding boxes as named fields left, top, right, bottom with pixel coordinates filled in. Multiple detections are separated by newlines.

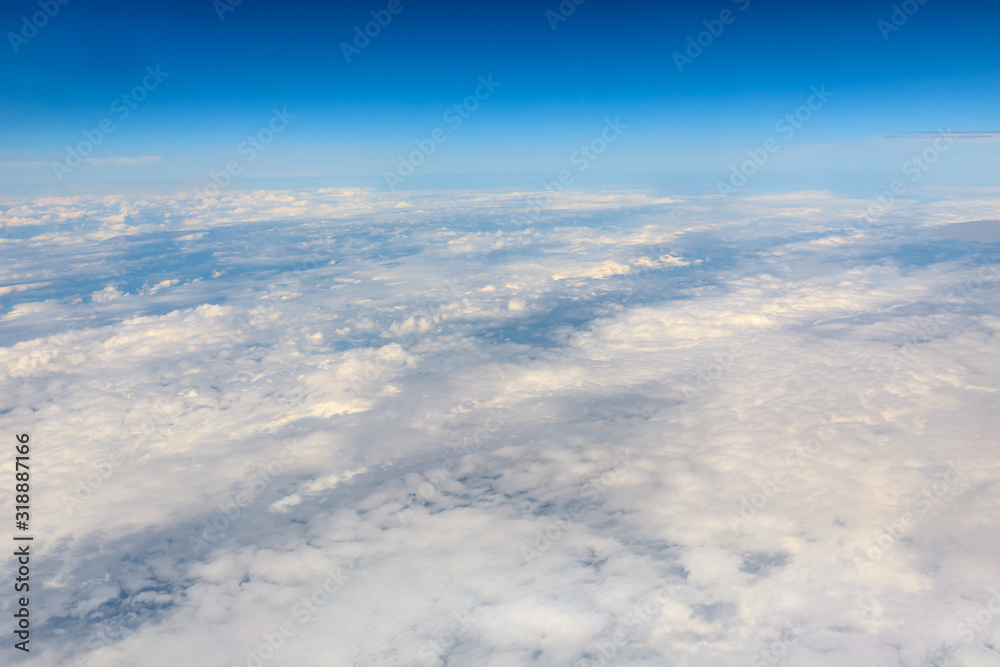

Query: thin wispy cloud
left=882, top=130, right=1000, bottom=140
left=83, top=156, right=163, bottom=167
left=0, top=156, right=164, bottom=169
left=0, top=160, right=50, bottom=168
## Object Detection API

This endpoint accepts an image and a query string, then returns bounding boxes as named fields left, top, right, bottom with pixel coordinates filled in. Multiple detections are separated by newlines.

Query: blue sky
left=2, top=0, right=998, bottom=194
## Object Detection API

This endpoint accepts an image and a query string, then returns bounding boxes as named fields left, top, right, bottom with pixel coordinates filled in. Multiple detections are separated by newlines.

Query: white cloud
left=0, top=188, right=998, bottom=666
left=0, top=160, right=50, bottom=168
left=83, top=156, right=163, bottom=167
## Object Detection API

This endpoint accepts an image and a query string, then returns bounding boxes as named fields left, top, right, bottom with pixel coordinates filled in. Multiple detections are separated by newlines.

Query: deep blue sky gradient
left=1, top=0, right=998, bottom=194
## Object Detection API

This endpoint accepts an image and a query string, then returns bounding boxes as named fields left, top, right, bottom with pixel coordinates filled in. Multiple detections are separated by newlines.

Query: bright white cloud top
left=1, top=188, right=999, bottom=667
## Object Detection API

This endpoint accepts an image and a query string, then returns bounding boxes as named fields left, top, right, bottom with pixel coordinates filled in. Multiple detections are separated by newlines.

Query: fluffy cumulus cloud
left=1, top=187, right=999, bottom=666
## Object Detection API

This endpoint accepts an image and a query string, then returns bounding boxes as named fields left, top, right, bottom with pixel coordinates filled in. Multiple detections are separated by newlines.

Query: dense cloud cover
left=1, top=188, right=999, bottom=666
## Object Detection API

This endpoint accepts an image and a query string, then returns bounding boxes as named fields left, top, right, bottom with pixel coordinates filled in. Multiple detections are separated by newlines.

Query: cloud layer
left=1, top=188, right=999, bottom=666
